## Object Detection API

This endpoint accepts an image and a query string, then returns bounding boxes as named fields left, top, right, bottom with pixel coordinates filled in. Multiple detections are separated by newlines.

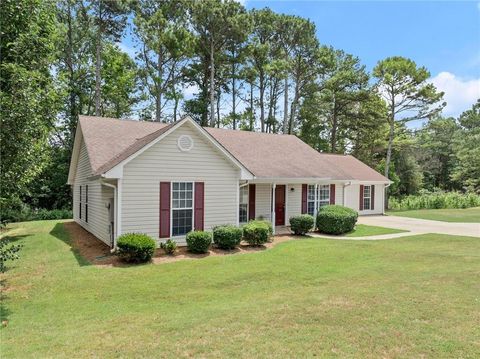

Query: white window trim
left=308, top=184, right=331, bottom=216
left=170, top=181, right=195, bottom=238
left=239, top=185, right=249, bottom=224
left=363, top=185, right=372, bottom=210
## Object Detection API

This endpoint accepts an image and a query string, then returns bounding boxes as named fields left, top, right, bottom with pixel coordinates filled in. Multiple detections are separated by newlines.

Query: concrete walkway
left=310, top=215, right=480, bottom=240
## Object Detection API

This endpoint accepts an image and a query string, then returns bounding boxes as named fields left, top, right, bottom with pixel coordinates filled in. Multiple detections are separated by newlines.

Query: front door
left=275, top=185, right=286, bottom=226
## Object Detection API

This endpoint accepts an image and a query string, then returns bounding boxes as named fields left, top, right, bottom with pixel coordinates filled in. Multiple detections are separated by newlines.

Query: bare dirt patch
left=63, top=221, right=299, bottom=268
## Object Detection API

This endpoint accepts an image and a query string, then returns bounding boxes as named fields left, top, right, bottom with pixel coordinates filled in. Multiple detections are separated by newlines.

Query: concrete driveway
left=358, top=215, right=480, bottom=238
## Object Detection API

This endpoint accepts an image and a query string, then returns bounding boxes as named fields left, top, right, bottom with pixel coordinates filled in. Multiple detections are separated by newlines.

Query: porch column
left=271, top=183, right=276, bottom=235
left=313, top=183, right=318, bottom=228
left=236, top=181, right=240, bottom=226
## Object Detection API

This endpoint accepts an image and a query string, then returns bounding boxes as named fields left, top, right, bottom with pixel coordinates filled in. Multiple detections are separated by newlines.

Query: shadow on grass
left=49, top=223, right=91, bottom=267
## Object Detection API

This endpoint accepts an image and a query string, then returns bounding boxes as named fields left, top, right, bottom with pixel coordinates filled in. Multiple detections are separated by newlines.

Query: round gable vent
left=177, top=134, right=194, bottom=152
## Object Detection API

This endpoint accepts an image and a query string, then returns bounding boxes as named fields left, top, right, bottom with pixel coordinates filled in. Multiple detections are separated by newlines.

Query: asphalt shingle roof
left=78, top=115, right=389, bottom=182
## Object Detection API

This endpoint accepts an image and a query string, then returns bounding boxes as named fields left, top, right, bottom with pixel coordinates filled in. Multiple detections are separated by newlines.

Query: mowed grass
left=388, top=207, right=480, bottom=223
left=345, top=224, right=408, bottom=237
left=1, top=220, right=480, bottom=358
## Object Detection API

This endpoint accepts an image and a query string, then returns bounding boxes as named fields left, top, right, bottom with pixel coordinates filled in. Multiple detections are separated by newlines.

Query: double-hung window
left=172, top=182, right=193, bottom=236
left=307, top=184, right=331, bottom=216
left=363, top=185, right=371, bottom=210
left=307, top=185, right=316, bottom=216
left=239, top=185, right=248, bottom=223
left=318, top=185, right=330, bottom=208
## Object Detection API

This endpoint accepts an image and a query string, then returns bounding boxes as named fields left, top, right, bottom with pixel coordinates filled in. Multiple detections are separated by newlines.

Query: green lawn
left=2, top=220, right=479, bottom=358
left=345, top=224, right=408, bottom=237
left=388, top=207, right=480, bottom=223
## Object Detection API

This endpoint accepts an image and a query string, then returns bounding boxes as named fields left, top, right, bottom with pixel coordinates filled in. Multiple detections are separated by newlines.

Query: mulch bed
left=63, top=221, right=297, bottom=268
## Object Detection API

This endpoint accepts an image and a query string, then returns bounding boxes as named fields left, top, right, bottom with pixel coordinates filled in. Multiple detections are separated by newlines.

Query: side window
left=171, top=182, right=193, bottom=236
left=79, top=185, right=82, bottom=219
left=85, top=185, right=88, bottom=223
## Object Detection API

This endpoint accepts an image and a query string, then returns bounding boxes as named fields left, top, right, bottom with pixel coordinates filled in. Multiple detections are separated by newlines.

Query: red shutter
left=359, top=185, right=364, bottom=211
left=371, top=185, right=375, bottom=210
left=159, top=182, right=171, bottom=238
left=248, top=184, right=256, bottom=220
left=330, top=184, right=335, bottom=205
left=301, top=184, right=308, bottom=214
left=194, top=182, right=204, bottom=231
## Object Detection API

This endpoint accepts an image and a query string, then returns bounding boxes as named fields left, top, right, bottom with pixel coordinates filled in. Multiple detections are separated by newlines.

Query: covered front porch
left=238, top=178, right=344, bottom=235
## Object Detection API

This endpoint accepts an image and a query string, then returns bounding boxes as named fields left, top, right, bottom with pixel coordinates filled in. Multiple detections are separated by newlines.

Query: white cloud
left=430, top=71, right=480, bottom=117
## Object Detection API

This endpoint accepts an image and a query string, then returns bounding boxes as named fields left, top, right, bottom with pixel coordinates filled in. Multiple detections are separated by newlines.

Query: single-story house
left=68, top=115, right=391, bottom=247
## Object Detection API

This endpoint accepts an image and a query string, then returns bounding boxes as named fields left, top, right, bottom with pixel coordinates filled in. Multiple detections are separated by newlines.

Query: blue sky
left=243, top=0, right=480, bottom=117
left=120, top=1, right=479, bottom=118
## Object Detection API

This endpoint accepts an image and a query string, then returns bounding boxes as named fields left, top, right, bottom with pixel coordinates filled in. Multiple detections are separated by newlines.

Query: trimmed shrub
left=289, top=214, right=314, bottom=235
left=160, top=239, right=177, bottom=255
left=316, top=205, right=358, bottom=235
left=117, top=233, right=156, bottom=263
left=186, top=230, right=212, bottom=253
left=242, top=220, right=271, bottom=245
left=213, top=224, right=243, bottom=250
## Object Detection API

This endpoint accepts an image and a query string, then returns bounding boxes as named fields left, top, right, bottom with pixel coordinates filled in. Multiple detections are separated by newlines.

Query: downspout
left=343, top=181, right=352, bottom=207
left=102, top=182, right=118, bottom=252
left=383, top=182, right=391, bottom=215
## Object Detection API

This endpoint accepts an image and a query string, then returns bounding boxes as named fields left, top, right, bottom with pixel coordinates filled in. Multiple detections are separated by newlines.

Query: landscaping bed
left=63, top=221, right=295, bottom=267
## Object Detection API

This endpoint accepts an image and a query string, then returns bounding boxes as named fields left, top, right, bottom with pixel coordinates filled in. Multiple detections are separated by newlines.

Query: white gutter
left=102, top=182, right=118, bottom=252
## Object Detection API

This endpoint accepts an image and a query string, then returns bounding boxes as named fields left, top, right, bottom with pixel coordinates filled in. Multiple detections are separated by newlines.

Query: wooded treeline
left=1, top=0, right=479, bottom=218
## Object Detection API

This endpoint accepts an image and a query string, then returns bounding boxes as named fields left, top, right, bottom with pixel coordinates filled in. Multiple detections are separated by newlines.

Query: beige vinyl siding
left=121, top=122, right=240, bottom=245
left=286, top=184, right=302, bottom=225
left=344, top=183, right=384, bottom=215
left=73, top=139, right=113, bottom=245
left=334, top=184, right=343, bottom=206
left=255, top=184, right=272, bottom=221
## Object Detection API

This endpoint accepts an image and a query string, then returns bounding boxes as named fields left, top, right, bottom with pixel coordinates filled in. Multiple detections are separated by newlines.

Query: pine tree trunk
left=249, top=81, right=254, bottom=131
left=259, top=73, right=265, bottom=132
left=209, top=41, right=215, bottom=127
left=232, top=61, right=236, bottom=130
left=216, top=92, right=221, bottom=128
left=384, top=110, right=395, bottom=209
left=282, top=77, right=288, bottom=133
left=94, top=2, right=102, bottom=116
left=155, top=51, right=163, bottom=122
left=288, top=81, right=299, bottom=135
left=66, top=2, right=76, bottom=148
left=330, top=99, right=338, bottom=152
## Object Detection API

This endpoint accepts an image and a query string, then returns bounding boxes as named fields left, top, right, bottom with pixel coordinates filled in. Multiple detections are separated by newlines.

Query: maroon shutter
left=371, top=185, right=375, bottom=210
left=330, top=184, right=335, bottom=205
left=159, top=182, right=170, bottom=238
left=359, top=185, right=364, bottom=211
left=194, top=182, right=204, bottom=231
left=248, top=184, right=256, bottom=220
left=301, top=184, right=308, bottom=214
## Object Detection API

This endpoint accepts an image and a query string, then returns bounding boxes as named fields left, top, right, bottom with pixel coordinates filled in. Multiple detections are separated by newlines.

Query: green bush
left=289, top=214, right=314, bottom=235
left=186, top=231, right=212, bottom=253
left=117, top=233, right=156, bottom=263
left=213, top=224, right=243, bottom=249
left=242, top=220, right=272, bottom=245
left=160, top=239, right=177, bottom=255
left=316, top=205, right=358, bottom=235
left=0, top=204, right=72, bottom=224
left=389, top=191, right=480, bottom=210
